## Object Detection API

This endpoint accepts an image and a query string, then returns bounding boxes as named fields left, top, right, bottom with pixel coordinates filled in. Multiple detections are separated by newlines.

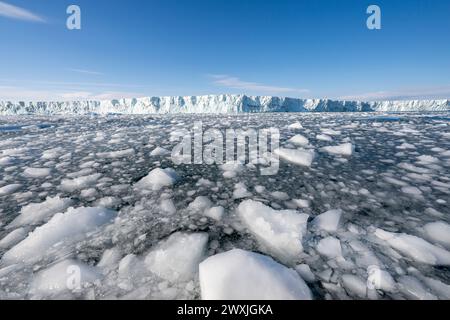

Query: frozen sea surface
left=0, top=112, right=449, bottom=300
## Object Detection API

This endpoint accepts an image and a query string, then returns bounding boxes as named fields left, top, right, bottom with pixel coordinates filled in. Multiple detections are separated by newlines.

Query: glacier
left=0, top=95, right=448, bottom=115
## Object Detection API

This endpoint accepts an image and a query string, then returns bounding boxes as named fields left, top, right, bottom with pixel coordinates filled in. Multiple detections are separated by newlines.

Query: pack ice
left=1, top=111, right=450, bottom=300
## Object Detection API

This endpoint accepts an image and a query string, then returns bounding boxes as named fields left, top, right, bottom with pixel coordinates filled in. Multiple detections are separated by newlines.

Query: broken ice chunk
left=199, top=249, right=312, bottom=300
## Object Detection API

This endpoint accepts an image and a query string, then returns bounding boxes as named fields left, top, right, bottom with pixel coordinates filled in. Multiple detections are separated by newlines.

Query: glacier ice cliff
left=0, top=95, right=448, bottom=115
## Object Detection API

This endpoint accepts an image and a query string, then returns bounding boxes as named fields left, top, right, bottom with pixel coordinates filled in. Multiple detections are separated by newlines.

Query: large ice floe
left=0, top=111, right=450, bottom=300
left=199, top=249, right=312, bottom=300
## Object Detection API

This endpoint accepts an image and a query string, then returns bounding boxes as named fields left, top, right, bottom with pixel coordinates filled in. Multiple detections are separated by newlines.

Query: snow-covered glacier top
left=0, top=95, right=448, bottom=115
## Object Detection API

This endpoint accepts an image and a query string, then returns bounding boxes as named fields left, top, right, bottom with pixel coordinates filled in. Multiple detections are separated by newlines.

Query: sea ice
left=8, top=196, right=73, bottom=228
left=288, top=134, right=309, bottom=146
left=60, top=173, right=102, bottom=192
left=199, top=249, right=312, bottom=300
left=312, top=209, right=342, bottom=232
left=423, top=221, right=450, bottom=249
left=275, top=148, right=315, bottom=167
left=30, top=259, right=102, bottom=298
left=145, top=232, right=208, bottom=282
left=375, top=229, right=450, bottom=266
left=0, top=184, right=22, bottom=196
left=135, top=168, right=179, bottom=191
left=321, top=143, right=354, bottom=156
left=23, top=167, right=52, bottom=178
left=237, top=200, right=308, bottom=262
left=316, top=236, right=343, bottom=259
left=2, top=207, right=117, bottom=264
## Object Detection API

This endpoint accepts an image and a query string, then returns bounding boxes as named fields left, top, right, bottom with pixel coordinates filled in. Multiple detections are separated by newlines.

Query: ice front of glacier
left=0, top=94, right=448, bottom=115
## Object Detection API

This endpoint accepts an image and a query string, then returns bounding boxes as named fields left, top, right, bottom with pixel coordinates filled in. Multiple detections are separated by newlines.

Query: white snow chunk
left=316, top=236, right=343, bottom=259
left=368, top=268, right=397, bottom=293
left=374, top=229, right=450, bottom=266
left=145, top=232, right=208, bottom=282
left=2, top=207, right=117, bottom=264
left=292, top=199, right=310, bottom=208
left=60, top=173, right=101, bottom=192
left=422, top=277, right=450, bottom=299
left=188, top=196, right=212, bottom=213
left=288, top=122, right=303, bottom=130
left=160, top=198, right=177, bottom=215
left=0, top=227, right=27, bottom=249
left=401, top=186, right=423, bottom=197
left=288, top=134, right=309, bottom=146
left=31, top=259, right=102, bottom=297
left=312, top=209, right=342, bottom=232
left=316, top=134, right=333, bottom=142
left=295, top=264, right=316, bottom=283
left=423, top=221, right=450, bottom=249
left=0, top=156, right=13, bottom=166
left=23, top=167, right=52, bottom=178
left=135, top=168, right=179, bottom=191
left=204, top=206, right=225, bottom=221
left=237, top=200, right=309, bottom=262
left=41, top=147, right=64, bottom=160
left=321, top=128, right=341, bottom=136
left=94, top=196, right=120, bottom=208
left=97, top=148, right=135, bottom=158
left=233, top=183, right=252, bottom=199
left=9, top=196, right=73, bottom=228
left=271, top=191, right=290, bottom=201
left=150, top=147, right=170, bottom=156
left=97, top=247, right=122, bottom=270
left=341, top=274, right=367, bottom=298
left=275, top=148, right=315, bottom=167
left=220, top=161, right=244, bottom=178
left=321, top=143, right=354, bottom=156
left=398, top=276, right=437, bottom=300
left=199, top=249, right=312, bottom=300
left=0, top=184, right=22, bottom=196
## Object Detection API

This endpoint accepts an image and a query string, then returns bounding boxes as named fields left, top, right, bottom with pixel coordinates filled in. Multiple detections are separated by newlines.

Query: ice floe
left=199, top=249, right=312, bottom=300
left=237, top=200, right=308, bottom=262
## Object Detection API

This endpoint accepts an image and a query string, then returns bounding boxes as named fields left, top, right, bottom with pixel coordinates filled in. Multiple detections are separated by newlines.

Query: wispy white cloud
left=0, top=78, right=146, bottom=89
left=0, top=1, right=45, bottom=23
left=0, top=86, right=143, bottom=101
left=67, top=68, right=104, bottom=76
left=209, top=74, right=309, bottom=95
left=339, top=86, right=450, bottom=101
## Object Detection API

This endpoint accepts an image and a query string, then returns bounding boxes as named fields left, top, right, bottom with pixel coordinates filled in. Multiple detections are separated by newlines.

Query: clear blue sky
left=0, top=0, right=449, bottom=101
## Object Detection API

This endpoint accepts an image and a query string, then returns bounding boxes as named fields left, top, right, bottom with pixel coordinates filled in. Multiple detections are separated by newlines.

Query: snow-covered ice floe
left=0, top=111, right=449, bottom=300
left=199, top=249, right=312, bottom=300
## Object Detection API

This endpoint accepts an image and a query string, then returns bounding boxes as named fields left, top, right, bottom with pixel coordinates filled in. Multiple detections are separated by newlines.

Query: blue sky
left=0, top=0, right=449, bottom=101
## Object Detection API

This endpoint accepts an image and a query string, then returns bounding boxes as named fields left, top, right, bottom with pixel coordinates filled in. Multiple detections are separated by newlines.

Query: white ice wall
left=0, top=95, right=448, bottom=115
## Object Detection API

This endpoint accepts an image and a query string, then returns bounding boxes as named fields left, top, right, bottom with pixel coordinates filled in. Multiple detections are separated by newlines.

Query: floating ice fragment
left=2, top=207, right=117, bottom=264
left=374, top=228, right=450, bottom=266
left=145, top=232, right=208, bottom=283
left=275, top=148, right=315, bottom=167
left=199, top=249, right=312, bottom=300
left=31, top=259, right=102, bottom=298
left=8, top=196, right=73, bottom=228
left=23, top=167, right=52, bottom=178
left=135, top=168, right=179, bottom=191
left=321, top=143, right=354, bottom=156
left=312, top=209, right=342, bottom=232
left=288, top=134, right=309, bottom=146
left=316, top=236, right=343, bottom=259
left=237, top=200, right=308, bottom=262
left=423, top=221, right=450, bottom=249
